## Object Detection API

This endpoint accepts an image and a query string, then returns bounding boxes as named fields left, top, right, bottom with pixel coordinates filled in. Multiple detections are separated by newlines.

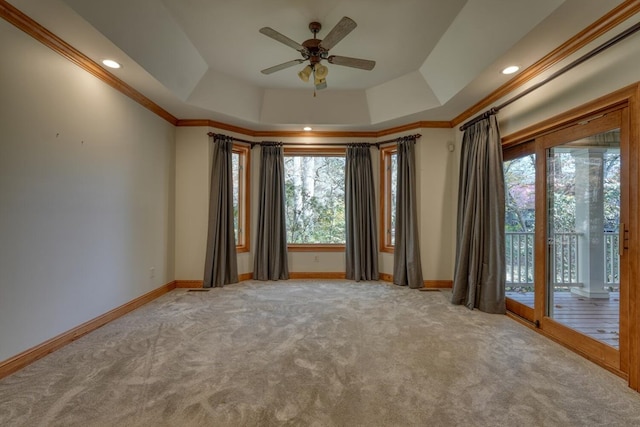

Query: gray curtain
left=393, top=136, right=424, bottom=288
left=203, top=134, right=238, bottom=288
left=253, top=144, right=289, bottom=280
left=452, top=115, right=506, bottom=313
left=345, top=145, right=379, bottom=281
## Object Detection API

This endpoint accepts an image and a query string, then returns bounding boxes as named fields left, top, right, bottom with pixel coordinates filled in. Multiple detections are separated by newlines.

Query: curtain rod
left=207, top=132, right=253, bottom=144
left=459, top=20, right=640, bottom=132
left=207, top=132, right=422, bottom=148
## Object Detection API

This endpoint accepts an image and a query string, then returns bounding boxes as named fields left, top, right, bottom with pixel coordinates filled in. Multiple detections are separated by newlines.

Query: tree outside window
left=284, top=148, right=346, bottom=247
left=380, top=145, right=397, bottom=252
left=232, top=144, right=250, bottom=252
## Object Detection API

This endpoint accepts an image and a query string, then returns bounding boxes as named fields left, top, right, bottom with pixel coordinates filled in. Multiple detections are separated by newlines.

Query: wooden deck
left=506, top=291, right=620, bottom=348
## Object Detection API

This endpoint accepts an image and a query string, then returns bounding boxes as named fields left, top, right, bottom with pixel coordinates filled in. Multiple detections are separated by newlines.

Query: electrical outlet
left=314, top=256, right=319, bottom=262
left=150, top=267, right=155, bottom=278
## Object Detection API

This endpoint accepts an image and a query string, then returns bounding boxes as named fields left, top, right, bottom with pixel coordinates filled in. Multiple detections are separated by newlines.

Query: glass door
left=538, top=109, right=628, bottom=373
left=504, top=143, right=536, bottom=321
left=546, top=133, right=620, bottom=347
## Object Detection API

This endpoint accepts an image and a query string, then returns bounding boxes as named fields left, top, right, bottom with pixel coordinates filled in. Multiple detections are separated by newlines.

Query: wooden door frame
left=501, top=82, right=640, bottom=391
left=537, top=109, right=626, bottom=375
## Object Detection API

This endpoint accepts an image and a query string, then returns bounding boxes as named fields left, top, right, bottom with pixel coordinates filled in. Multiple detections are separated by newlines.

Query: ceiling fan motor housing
left=303, top=22, right=327, bottom=65
left=302, top=38, right=326, bottom=64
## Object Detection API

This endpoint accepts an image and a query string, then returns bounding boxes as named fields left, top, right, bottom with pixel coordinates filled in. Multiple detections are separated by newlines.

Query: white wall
left=0, top=20, right=175, bottom=362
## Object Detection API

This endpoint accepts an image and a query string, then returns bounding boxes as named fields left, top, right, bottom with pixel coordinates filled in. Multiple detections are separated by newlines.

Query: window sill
left=288, top=244, right=345, bottom=252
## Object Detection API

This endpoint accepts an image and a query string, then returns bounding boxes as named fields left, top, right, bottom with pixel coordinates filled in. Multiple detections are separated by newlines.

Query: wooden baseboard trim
left=176, top=274, right=253, bottom=288
left=379, top=273, right=393, bottom=282
left=289, top=272, right=347, bottom=279
left=424, top=280, right=453, bottom=289
left=175, top=280, right=204, bottom=288
left=0, top=281, right=177, bottom=380
left=378, top=273, right=452, bottom=288
left=238, top=273, right=253, bottom=282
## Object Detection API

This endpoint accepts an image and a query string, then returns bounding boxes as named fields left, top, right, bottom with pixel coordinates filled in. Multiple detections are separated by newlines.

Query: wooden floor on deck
left=506, top=291, right=620, bottom=348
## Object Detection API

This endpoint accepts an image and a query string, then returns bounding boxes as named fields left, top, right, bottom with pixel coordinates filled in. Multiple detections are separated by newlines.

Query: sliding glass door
left=546, top=130, right=621, bottom=348
left=504, top=143, right=536, bottom=319
left=504, top=108, right=629, bottom=374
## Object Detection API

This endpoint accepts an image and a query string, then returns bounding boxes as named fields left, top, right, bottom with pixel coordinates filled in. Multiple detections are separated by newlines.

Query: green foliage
left=284, top=156, right=346, bottom=244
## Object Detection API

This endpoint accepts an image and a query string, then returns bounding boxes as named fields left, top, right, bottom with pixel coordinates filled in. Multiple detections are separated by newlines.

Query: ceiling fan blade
left=259, top=27, right=308, bottom=53
left=261, top=59, right=305, bottom=75
left=328, top=55, right=376, bottom=70
left=319, top=16, right=357, bottom=51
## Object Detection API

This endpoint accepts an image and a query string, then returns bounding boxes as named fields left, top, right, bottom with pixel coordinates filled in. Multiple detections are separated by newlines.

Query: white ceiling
left=7, top=0, right=626, bottom=131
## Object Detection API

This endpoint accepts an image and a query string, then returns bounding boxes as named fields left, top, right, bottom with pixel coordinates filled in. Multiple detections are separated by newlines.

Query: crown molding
left=3, top=0, right=638, bottom=136
left=452, top=0, right=640, bottom=128
left=177, top=119, right=451, bottom=139
left=0, top=0, right=178, bottom=125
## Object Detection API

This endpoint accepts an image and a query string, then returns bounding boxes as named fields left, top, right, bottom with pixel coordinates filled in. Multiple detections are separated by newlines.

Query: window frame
left=283, top=146, right=346, bottom=252
left=380, top=144, right=396, bottom=253
left=233, top=143, right=250, bottom=253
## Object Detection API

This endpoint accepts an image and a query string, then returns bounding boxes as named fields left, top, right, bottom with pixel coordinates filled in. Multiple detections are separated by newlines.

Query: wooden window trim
left=288, top=244, right=345, bottom=252
left=380, top=144, right=396, bottom=253
left=284, top=146, right=346, bottom=249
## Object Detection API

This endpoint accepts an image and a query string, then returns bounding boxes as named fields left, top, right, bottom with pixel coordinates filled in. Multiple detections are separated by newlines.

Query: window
left=232, top=144, right=250, bottom=252
left=284, top=147, right=346, bottom=250
left=380, top=145, right=397, bottom=252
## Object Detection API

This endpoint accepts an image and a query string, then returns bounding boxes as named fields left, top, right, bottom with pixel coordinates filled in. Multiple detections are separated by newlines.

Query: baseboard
left=175, top=280, right=204, bottom=288
left=176, top=273, right=253, bottom=288
left=378, top=273, right=452, bottom=288
left=239, top=273, right=253, bottom=281
left=289, top=272, right=346, bottom=279
left=0, top=281, right=177, bottom=380
left=424, top=280, right=453, bottom=288
left=379, top=273, right=393, bottom=282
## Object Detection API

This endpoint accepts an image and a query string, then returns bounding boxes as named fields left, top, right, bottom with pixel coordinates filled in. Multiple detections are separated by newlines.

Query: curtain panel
left=203, top=134, right=239, bottom=288
left=345, top=145, right=379, bottom=281
left=452, top=115, right=506, bottom=313
left=393, top=136, right=424, bottom=288
left=254, top=144, right=289, bottom=280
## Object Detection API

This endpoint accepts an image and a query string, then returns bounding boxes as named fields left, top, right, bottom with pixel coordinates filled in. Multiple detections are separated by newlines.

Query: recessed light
left=303, top=126, right=312, bottom=131
left=502, top=65, right=519, bottom=75
left=102, top=59, right=121, bottom=69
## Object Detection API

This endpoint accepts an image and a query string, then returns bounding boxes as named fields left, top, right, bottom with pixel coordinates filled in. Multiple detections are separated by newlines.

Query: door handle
left=620, top=223, right=626, bottom=256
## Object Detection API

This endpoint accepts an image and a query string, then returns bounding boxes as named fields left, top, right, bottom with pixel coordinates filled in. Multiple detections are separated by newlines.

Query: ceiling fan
left=259, top=17, right=376, bottom=91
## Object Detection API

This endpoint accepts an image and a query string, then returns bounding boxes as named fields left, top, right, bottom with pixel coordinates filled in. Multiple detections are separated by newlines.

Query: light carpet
left=1, top=280, right=640, bottom=426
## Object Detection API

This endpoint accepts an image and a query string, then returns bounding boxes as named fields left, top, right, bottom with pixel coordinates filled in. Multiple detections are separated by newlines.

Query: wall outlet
left=314, top=256, right=319, bottom=262
left=150, top=267, right=155, bottom=278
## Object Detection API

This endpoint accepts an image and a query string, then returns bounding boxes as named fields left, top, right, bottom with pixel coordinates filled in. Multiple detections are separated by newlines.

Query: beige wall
left=378, top=129, right=458, bottom=280
left=0, top=19, right=175, bottom=362
left=174, top=126, right=253, bottom=279
left=496, top=19, right=640, bottom=136
left=174, top=129, right=458, bottom=281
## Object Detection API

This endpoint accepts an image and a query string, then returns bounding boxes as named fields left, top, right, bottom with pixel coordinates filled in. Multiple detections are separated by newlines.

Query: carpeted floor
left=1, top=280, right=640, bottom=426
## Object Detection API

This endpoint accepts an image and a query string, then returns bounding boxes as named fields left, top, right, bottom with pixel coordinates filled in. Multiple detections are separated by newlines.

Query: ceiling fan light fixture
left=315, top=64, right=328, bottom=79
left=298, top=65, right=313, bottom=82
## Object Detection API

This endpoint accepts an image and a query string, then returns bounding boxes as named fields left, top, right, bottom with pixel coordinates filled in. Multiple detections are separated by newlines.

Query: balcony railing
left=505, top=231, right=620, bottom=289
